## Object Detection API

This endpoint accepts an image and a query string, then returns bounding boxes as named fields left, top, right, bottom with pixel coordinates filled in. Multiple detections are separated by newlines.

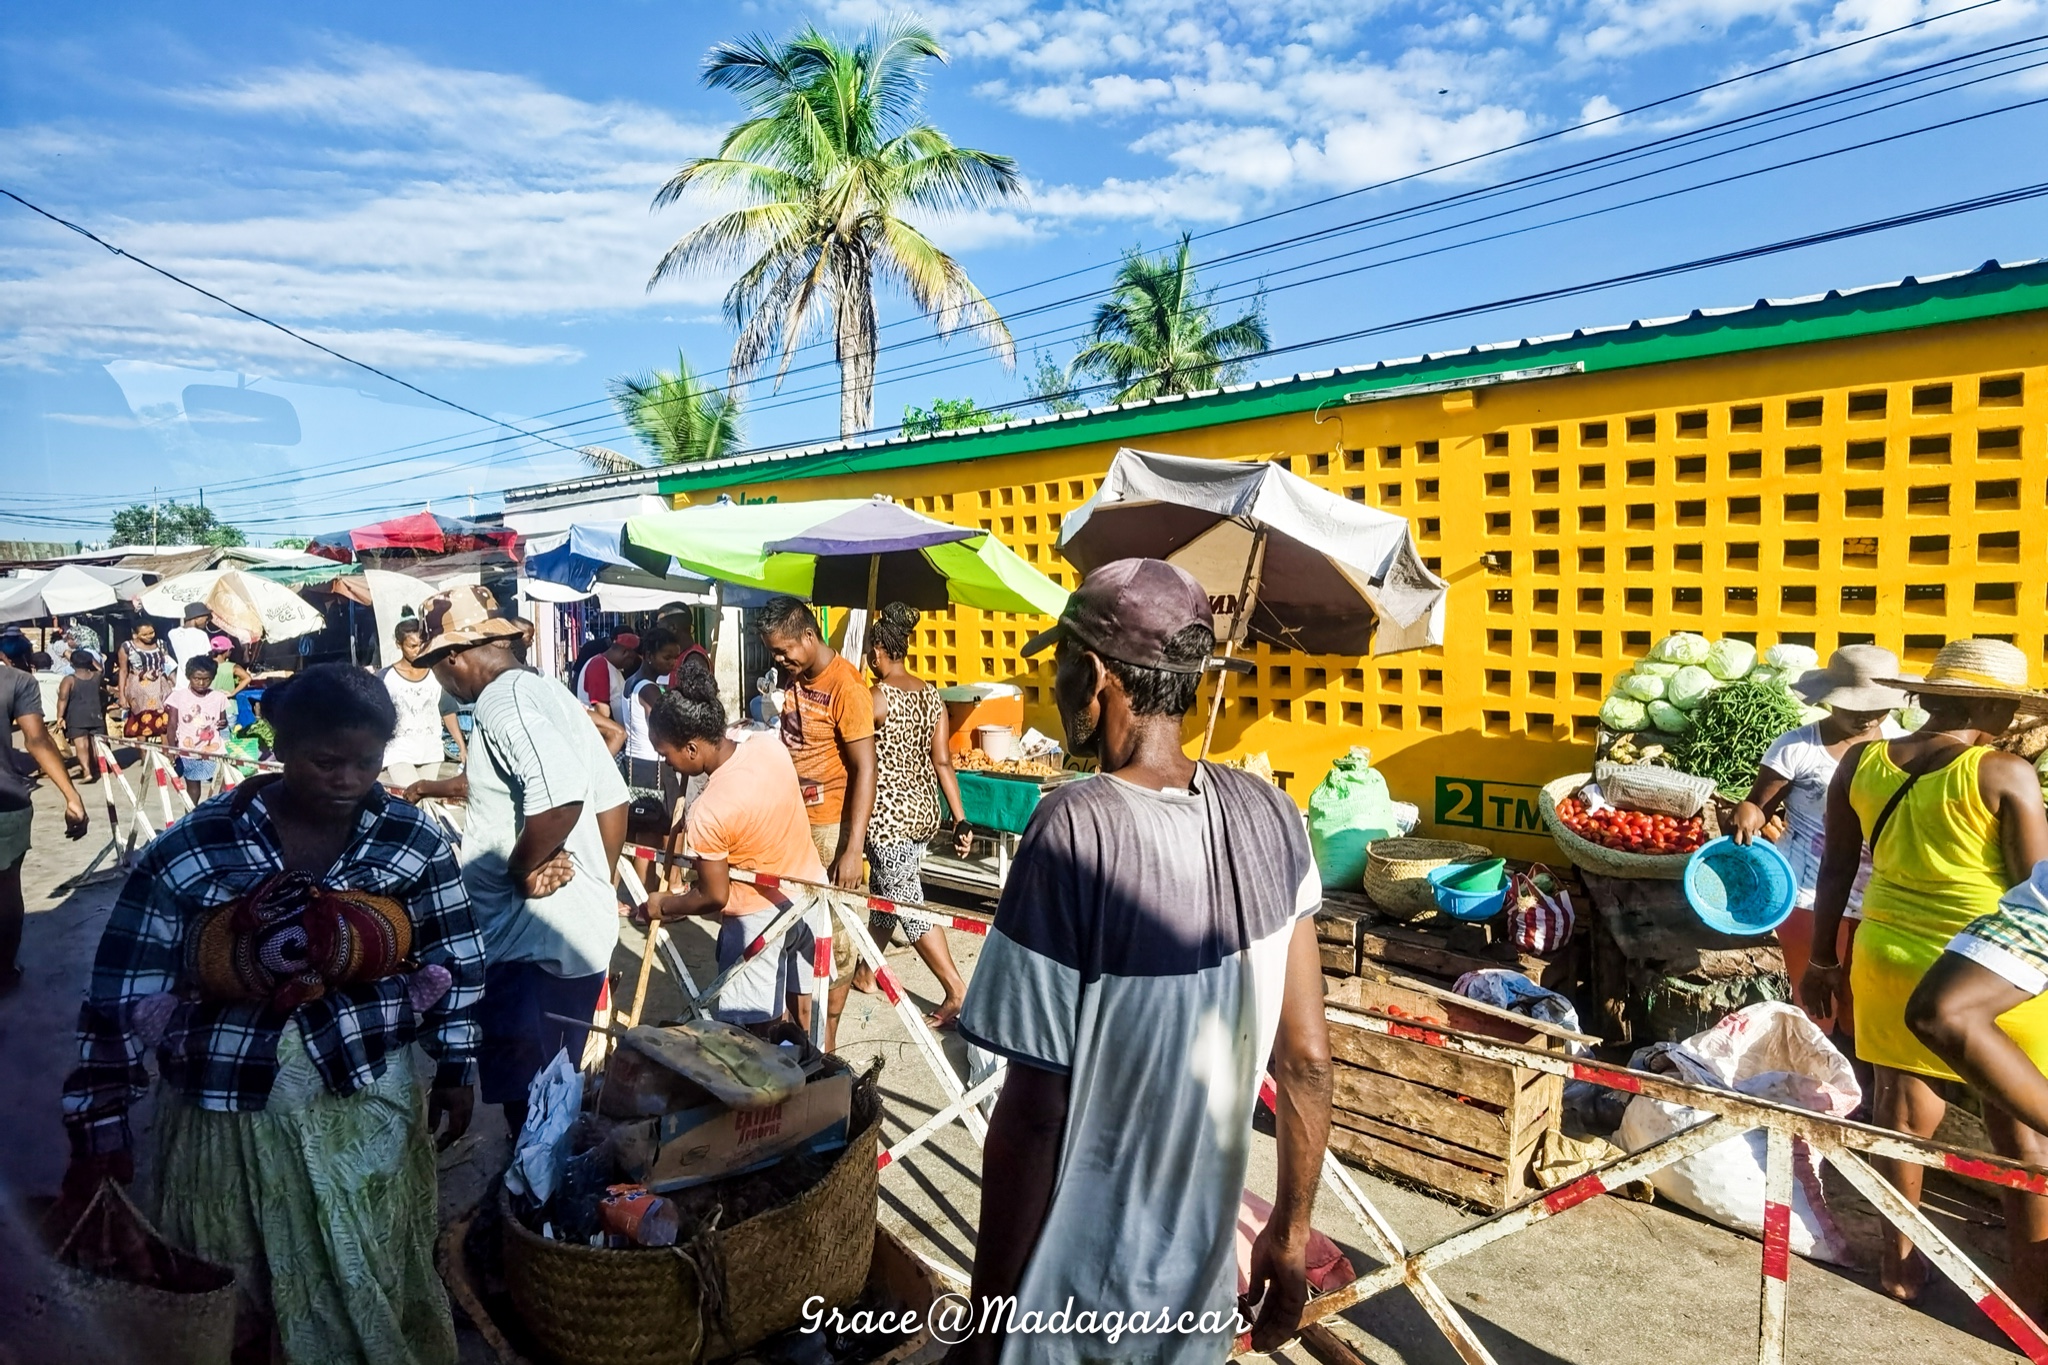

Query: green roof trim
left=656, top=258, right=2048, bottom=495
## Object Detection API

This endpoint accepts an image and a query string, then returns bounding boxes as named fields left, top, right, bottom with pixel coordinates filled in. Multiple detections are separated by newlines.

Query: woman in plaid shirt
left=59, top=665, right=485, bottom=1365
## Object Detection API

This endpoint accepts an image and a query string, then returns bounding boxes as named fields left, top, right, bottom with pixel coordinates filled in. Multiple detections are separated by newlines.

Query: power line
left=0, top=187, right=591, bottom=457
left=5, top=3, right=2021, bottom=522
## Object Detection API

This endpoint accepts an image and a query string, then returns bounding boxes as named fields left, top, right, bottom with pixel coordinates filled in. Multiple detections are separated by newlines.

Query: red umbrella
left=307, top=511, right=521, bottom=562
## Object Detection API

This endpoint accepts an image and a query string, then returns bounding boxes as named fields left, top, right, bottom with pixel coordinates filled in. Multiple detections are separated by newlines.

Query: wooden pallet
left=1323, top=969, right=1594, bottom=1211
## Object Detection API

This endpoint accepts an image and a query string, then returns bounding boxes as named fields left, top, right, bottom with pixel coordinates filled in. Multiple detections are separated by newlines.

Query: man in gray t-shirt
left=955, top=560, right=1333, bottom=1365
left=419, top=587, right=622, bottom=1130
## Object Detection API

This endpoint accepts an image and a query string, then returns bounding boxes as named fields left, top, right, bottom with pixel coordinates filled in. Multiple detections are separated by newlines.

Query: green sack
left=224, top=734, right=262, bottom=779
left=1307, top=748, right=1398, bottom=890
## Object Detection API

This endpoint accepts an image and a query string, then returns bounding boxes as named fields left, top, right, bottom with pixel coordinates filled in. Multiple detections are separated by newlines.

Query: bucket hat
left=1789, top=645, right=1913, bottom=712
left=413, top=585, right=526, bottom=666
left=1876, top=638, right=2048, bottom=717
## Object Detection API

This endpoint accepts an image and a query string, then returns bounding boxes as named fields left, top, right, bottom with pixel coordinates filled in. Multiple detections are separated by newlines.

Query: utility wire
left=0, top=187, right=590, bottom=457
left=6, top=4, right=2022, bottom=523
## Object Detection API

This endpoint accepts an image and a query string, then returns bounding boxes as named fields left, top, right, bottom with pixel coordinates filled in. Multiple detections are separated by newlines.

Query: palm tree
left=605, top=352, right=745, bottom=466
left=1070, top=235, right=1270, bottom=403
left=649, top=21, right=1020, bottom=437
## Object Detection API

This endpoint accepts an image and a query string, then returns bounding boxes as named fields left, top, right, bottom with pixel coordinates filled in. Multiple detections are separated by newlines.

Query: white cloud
left=0, top=41, right=727, bottom=374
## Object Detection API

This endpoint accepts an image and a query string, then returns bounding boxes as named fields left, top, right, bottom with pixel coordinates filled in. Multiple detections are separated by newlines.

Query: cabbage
left=1600, top=695, right=1648, bottom=732
left=1619, top=672, right=1666, bottom=702
left=1705, top=638, right=1757, bottom=681
left=1632, top=661, right=1681, bottom=679
left=1764, top=643, right=1820, bottom=673
left=1648, top=700, right=1692, bottom=734
left=1649, top=632, right=1711, bottom=666
left=1896, top=705, right=1927, bottom=732
left=1747, top=666, right=1781, bottom=687
left=1667, top=665, right=1720, bottom=710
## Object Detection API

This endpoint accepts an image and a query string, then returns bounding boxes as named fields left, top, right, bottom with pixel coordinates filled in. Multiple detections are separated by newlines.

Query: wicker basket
left=1362, top=838, right=1495, bottom=919
left=1538, top=773, right=1693, bottom=881
left=503, top=1080, right=881, bottom=1365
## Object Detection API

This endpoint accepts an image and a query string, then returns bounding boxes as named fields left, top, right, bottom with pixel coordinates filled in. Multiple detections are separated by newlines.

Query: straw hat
left=1877, top=638, right=2048, bottom=716
left=1790, top=645, right=1914, bottom=712
left=413, top=585, right=525, bottom=665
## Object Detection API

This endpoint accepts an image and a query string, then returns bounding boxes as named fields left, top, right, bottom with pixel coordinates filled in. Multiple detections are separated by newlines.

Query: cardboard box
left=620, top=1070, right=853, bottom=1193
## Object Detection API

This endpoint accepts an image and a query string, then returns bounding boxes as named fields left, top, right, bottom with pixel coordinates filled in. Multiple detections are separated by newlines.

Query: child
left=56, top=651, right=107, bottom=784
left=164, top=656, right=229, bottom=802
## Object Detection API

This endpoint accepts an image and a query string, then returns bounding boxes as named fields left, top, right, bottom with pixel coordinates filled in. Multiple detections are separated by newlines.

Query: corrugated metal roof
left=503, top=256, right=2048, bottom=505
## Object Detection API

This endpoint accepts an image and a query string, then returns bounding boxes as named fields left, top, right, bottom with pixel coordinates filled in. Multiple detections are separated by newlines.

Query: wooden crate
left=1317, top=891, right=1576, bottom=992
left=1323, top=969, right=1593, bottom=1211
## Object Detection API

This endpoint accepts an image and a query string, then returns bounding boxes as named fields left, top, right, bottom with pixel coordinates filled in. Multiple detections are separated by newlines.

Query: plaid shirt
left=63, top=776, right=485, bottom=1156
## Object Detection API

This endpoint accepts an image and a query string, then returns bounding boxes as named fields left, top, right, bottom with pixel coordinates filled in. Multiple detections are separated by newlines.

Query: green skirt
left=152, top=1026, right=457, bottom=1365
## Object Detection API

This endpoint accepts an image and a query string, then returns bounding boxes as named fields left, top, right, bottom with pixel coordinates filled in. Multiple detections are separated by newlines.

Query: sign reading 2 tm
left=1434, top=778, right=1546, bottom=835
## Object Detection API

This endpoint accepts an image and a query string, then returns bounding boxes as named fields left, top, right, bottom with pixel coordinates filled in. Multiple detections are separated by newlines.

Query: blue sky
left=4, top=0, right=2047, bottom=543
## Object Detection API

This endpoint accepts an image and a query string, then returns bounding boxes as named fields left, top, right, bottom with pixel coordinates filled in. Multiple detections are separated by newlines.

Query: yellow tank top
left=1849, top=741, right=2005, bottom=939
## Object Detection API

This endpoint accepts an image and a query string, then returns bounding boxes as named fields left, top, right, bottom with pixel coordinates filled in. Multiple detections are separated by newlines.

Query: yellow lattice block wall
left=677, top=310, right=2046, bottom=857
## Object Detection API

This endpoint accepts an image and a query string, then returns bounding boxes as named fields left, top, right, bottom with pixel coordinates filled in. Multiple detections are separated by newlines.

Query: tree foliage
left=650, top=21, right=1021, bottom=437
left=1069, top=235, right=1269, bottom=404
left=1027, top=352, right=1082, bottom=414
left=606, top=352, right=745, bottom=466
left=109, top=501, right=245, bottom=548
left=900, top=396, right=1015, bottom=437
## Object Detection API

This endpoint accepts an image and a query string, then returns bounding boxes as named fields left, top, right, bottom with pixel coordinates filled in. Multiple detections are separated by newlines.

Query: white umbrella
left=0, top=564, right=147, bottom=623
left=139, top=569, right=326, bottom=644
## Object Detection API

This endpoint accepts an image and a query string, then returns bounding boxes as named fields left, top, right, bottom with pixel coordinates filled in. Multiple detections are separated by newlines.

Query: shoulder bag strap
left=1866, top=738, right=1969, bottom=854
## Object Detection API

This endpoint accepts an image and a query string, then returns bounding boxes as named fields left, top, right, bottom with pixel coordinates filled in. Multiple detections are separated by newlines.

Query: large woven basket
left=1538, top=773, right=1693, bottom=881
left=1362, top=838, right=1494, bottom=919
left=503, top=1079, right=881, bottom=1365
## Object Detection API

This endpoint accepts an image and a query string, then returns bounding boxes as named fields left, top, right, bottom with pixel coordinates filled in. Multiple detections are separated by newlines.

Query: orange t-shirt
left=684, top=735, right=827, bottom=918
left=777, top=653, right=874, bottom=827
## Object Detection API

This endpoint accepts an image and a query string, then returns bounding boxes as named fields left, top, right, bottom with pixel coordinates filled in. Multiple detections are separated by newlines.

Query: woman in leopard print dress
left=860, top=603, right=974, bottom=1027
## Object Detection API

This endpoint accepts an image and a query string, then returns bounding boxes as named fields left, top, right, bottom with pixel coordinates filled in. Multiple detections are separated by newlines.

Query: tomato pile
left=1555, top=797, right=1708, bottom=855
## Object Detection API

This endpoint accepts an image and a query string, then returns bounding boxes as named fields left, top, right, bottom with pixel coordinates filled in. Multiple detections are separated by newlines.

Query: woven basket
left=43, top=1181, right=237, bottom=1365
left=501, top=1079, right=880, bottom=1365
left=1362, top=838, right=1495, bottom=919
left=1538, top=773, right=1693, bottom=881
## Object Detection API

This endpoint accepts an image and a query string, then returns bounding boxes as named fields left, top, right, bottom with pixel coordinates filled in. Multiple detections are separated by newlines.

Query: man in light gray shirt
left=418, top=587, right=624, bottom=1132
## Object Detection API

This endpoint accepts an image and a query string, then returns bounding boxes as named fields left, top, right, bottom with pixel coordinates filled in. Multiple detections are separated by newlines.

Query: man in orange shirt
left=758, top=597, right=875, bottom=1047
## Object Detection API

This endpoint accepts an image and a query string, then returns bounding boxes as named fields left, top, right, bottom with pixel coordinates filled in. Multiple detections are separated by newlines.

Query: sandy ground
left=0, top=773, right=2031, bottom=1363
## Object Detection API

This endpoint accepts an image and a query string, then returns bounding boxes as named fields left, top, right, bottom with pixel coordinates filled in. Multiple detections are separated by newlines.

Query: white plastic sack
left=506, top=1048, right=583, bottom=1205
left=1618, top=1003, right=1859, bottom=1265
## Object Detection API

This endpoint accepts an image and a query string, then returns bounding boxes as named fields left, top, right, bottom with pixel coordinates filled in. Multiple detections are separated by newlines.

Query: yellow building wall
left=678, top=311, right=2048, bottom=859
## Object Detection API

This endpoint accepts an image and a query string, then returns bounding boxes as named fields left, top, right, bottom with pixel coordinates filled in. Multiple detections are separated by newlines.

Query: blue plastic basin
left=1685, top=836, right=1797, bottom=936
left=1426, top=863, right=1509, bottom=922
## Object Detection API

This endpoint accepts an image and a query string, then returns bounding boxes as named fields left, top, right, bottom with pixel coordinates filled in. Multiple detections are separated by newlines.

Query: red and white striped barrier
left=1287, top=1004, right=2048, bottom=1365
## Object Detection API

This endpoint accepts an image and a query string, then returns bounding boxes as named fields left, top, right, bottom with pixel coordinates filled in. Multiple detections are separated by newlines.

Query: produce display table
left=1579, top=870, right=1787, bottom=1046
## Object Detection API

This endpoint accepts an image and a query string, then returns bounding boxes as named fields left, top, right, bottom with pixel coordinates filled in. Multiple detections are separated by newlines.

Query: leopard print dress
left=867, top=683, right=945, bottom=940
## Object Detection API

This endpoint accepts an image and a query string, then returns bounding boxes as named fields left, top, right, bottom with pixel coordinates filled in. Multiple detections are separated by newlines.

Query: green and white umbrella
left=621, top=497, right=1066, bottom=617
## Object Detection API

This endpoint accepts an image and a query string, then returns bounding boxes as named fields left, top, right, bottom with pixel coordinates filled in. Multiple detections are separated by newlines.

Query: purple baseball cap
left=1022, top=558, right=1214, bottom=673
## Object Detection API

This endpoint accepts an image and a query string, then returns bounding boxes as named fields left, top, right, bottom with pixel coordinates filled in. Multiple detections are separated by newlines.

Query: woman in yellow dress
left=1803, top=639, right=2048, bottom=1311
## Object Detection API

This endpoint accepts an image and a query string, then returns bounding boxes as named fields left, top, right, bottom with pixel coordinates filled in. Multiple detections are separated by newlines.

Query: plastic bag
left=1617, top=1003, right=1860, bottom=1265
left=1306, top=747, right=1398, bottom=889
left=506, top=1048, right=583, bottom=1205
left=1454, top=968, right=1583, bottom=1035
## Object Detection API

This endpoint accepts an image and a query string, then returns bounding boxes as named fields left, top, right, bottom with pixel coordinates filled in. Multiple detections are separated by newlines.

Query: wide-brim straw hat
left=1791, top=644, right=1914, bottom=712
left=1876, top=638, right=2048, bottom=718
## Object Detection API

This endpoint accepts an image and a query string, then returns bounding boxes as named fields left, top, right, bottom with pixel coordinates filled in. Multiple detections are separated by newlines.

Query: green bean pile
left=1675, top=679, right=1806, bottom=793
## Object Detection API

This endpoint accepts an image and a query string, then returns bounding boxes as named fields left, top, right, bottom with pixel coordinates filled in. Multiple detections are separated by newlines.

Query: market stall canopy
left=524, top=521, right=713, bottom=596
left=623, top=497, right=1067, bottom=617
left=111, top=544, right=351, bottom=588
left=139, top=569, right=326, bottom=643
left=0, top=564, right=148, bottom=623
left=1058, top=448, right=1446, bottom=657
left=307, top=511, right=520, bottom=563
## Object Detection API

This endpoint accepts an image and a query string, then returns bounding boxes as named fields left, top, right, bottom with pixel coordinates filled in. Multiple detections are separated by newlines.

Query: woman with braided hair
left=860, top=602, right=974, bottom=1028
